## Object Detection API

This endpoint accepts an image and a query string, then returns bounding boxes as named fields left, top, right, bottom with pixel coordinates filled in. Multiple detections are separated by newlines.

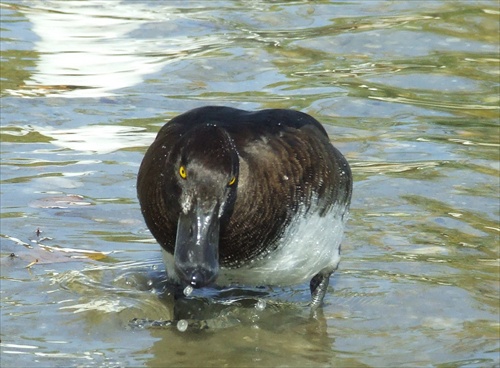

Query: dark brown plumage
left=137, top=106, right=352, bottom=308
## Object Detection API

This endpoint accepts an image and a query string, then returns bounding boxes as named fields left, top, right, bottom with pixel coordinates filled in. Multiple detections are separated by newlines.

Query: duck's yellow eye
left=179, top=165, right=187, bottom=179
left=228, top=176, right=236, bottom=186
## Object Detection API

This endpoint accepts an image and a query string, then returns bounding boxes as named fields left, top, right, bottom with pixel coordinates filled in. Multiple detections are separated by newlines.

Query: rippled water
left=1, top=1, right=499, bottom=367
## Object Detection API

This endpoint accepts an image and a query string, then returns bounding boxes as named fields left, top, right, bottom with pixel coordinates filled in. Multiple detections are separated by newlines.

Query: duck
left=137, top=106, right=352, bottom=309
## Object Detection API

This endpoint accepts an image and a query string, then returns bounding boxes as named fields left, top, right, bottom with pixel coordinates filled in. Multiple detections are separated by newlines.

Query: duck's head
left=167, top=123, right=239, bottom=288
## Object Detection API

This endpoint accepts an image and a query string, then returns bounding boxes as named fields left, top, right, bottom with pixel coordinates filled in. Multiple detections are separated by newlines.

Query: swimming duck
left=137, top=106, right=352, bottom=308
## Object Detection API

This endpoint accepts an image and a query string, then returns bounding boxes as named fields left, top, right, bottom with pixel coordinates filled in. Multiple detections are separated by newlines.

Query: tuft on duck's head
left=137, top=106, right=352, bottom=308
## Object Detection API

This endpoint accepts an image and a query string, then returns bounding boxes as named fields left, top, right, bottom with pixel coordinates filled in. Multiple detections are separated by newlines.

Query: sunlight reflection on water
left=1, top=0, right=498, bottom=367
left=8, top=0, right=219, bottom=98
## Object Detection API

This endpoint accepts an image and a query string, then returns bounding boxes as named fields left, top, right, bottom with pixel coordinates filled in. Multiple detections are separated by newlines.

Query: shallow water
left=1, top=0, right=499, bottom=367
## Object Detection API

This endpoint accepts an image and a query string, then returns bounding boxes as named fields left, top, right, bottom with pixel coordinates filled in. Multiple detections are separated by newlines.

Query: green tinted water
left=1, top=1, right=498, bottom=367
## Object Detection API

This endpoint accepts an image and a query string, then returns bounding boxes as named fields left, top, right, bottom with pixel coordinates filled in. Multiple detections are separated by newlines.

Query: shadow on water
left=50, top=261, right=364, bottom=367
left=1, top=0, right=499, bottom=366
left=54, top=259, right=316, bottom=329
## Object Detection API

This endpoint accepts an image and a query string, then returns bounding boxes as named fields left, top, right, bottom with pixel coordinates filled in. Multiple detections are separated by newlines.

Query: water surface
left=1, top=1, right=499, bottom=367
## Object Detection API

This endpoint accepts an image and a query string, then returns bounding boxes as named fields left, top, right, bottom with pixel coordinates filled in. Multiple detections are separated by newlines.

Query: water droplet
left=251, top=313, right=260, bottom=324
left=147, top=280, right=153, bottom=287
left=283, top=175, right=289, bottom=181
left=177, top=319, right=188, bottom=332
left=183, top=285, right=193, bottom=296
left=255, top=299, right=266, bottom=311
